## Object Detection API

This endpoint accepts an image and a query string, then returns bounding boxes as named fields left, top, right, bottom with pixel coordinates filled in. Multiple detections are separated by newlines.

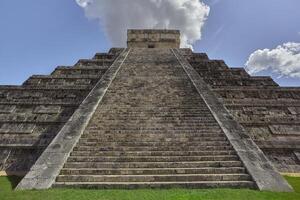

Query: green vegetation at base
left=1, top=176, right=300, bottom=200
left=285, top=176, right=300, bottom=193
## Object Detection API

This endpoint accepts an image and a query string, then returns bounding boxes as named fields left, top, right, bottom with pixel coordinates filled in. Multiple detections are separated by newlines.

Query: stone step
left=97, top=107, right=212, bottom=111
left=60, top=167, right=246, bottom=175
left=73, top=145, right=234, bottom=152
left=99, top=103, right=206, bottom=107
left=98, top=105, right=210, bottom=108
left=87, top=126, right=222, bottom=130
left=83, top=129, right=223, bottom=135
left=67, top=155, right=239, bottom=163
left=0, top=101, right=80, bottom=106
left=101, top=95, right=202, bottom=99
left=92, top=121, right=218, bottom=125
left=97, top=110, right=213, bottom=113
left=64, top=161, right=243, bottom=169
left=95, top=111, right=213, bottom=114
left=95, top=117, right=216, bottom=121
left=96, top=116, right=215, bottom=120
left=105, top=94, right=203, bottom=97
left=87, top=125, right=222, bottom=130
left=78, top=136, right=228, bottom=143
left=80, top=132, right=225, bottom=138
left=100, top=98, right=205, bottom=101
left=91, top=123, right=220, bottom=127
left=53, top=181, right=256, bottom=189
left=56, top=174, right=251, bottom=183
left=75, top=141, right=230, bottom=147
left=86, top=128, right=223, bottom=134
left=105, top=102, right=206, bottom=105
left=99, top=111, right=213, bottom=115
left=97, top=112, right=213, bottom=116
left=29, top=74, right=101, bottom=79
left=54, top=65, right=109, bottom=71
left=104, top=90, right=204, bottom=95
left=76, top=59, right=113, bottom=66
left=23, top=85, right=93, bottom=90
left=97, top=114, right=214, bottom=118
left=93, top=53, right=115, bottom=60
left=70, top=150, right=237, bottom=157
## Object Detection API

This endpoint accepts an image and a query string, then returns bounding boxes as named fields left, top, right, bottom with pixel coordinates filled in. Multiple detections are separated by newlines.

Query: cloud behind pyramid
left=75, top=0, right=210, bottom=48
left=246, top=42, right=300, bottom=78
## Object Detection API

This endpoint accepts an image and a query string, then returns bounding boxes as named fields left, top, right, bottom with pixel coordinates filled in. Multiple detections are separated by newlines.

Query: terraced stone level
left=54, top=48, right=255, bottom=189
left=0, top=48, right=122, bottom=175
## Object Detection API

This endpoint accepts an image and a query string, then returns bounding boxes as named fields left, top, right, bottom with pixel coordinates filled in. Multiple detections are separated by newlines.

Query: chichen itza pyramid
left=0, top=30, right=298, bottom=191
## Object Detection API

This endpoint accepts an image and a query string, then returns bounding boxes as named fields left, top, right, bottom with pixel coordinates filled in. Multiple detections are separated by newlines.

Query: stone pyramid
left=0, top=30, right=297, bottom=191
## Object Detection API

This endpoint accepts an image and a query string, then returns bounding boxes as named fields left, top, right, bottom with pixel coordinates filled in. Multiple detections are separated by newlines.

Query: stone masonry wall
left=0, top=49, right=122, bottom=175
left=127, top=29, right=180, bottom=48
left=182, top=48, right=300, bottom=173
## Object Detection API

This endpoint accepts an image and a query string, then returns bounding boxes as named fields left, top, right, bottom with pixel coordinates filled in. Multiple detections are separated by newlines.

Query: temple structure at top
left=127, top=29, right=180, bottom=48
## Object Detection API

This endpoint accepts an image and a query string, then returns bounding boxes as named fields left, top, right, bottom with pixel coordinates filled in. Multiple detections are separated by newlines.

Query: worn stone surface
left=187, top=50, right=300, bottom=173
left=53, top=48, right=255, bottom=190
left=173, top=49, right=293, bottom=192
left=0, top=49, right=121, bottom=176
left=16, top=49, right=130, bottom=190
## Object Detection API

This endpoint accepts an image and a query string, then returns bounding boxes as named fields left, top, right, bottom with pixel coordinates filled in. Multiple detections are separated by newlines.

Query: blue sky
left=0, top=0, right=300, bottom=86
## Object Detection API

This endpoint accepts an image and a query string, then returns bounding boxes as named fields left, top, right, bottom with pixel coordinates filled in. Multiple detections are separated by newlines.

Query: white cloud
left=245, top=42, right=300, bottom=78
left=75, top=0, right=210, bottom=48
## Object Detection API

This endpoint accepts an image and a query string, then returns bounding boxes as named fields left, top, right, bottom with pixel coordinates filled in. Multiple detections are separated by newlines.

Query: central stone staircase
left=53, top=48, right=255, bottom=189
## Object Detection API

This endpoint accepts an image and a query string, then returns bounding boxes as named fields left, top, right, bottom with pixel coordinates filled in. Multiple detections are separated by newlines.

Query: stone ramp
left=53, top=48, right=255, bottom=189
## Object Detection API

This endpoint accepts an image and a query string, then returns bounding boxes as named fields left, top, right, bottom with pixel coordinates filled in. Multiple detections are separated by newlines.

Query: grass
left=0, top=176, right=300, bottom=200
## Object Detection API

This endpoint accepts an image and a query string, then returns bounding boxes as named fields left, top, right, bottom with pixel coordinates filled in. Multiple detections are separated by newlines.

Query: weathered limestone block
left=0, top=135, right=50, bottom=147
left=178, top=48, right=193, bottom=56
left=93, top=53, right=114, bottom=60
left=0, top=123, right=35, bottom=134
left=245, top=126, right=272, bottom=140
left=203, top=78, right=276, bottom=87
left=197, top=70, right=250, bottom=79
left=127, top=29, right=180, bottom=48
left=75, top=59, right=113, bottom=68
left=33, top=106, right=61, bottom=114
left=8, top=90, right=43, bottom=100
left=0, top=105, right=16, bottom=113
left=188, top=53, right=209, bottom=61
left=191, top=60, right=228, bottom=71
left=243, top=107, right=268, bottom=115
left=288, top=107, right=300, bottom=115
left=2, top=148, right=43, bottom=174
left=215, top=89, right=300, bottom=100
left=31, top=124, right=63, bottom=136
left=0, top=113, right=67, bottom=123
left=264, top=150, right=300, bottom=173
left=52, top=67, right=107, bottom=76
left=269, top=125, right=300, bottom=136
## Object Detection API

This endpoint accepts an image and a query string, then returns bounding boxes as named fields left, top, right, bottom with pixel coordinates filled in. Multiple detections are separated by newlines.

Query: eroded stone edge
left=172, top=48, right=293, bottom=192
left=16, top=48, right=131, bottom=190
